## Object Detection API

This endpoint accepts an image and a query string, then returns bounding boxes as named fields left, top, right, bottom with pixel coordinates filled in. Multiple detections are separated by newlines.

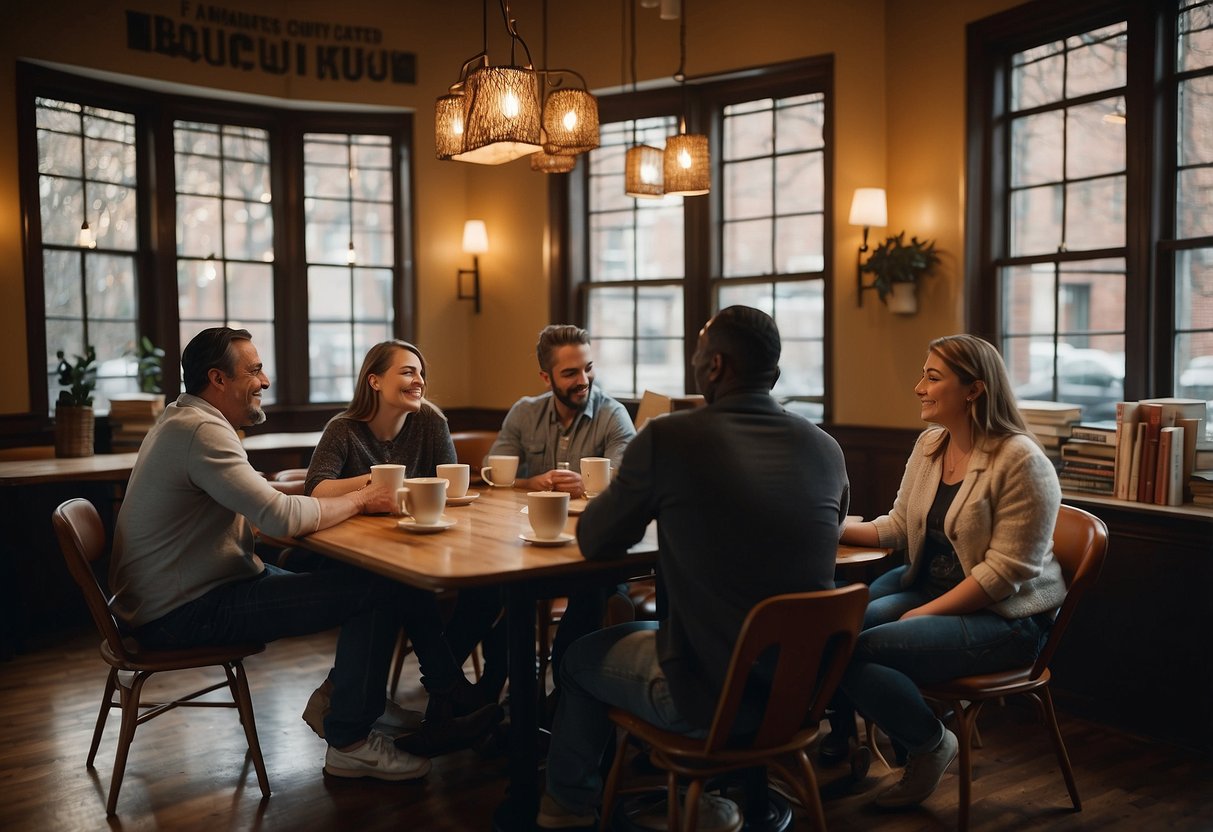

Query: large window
left=18, top=63, right=412, bottom=417
left=566, top=58, right=833, bottom=420
left=969, top=0, right=1213, bottom=438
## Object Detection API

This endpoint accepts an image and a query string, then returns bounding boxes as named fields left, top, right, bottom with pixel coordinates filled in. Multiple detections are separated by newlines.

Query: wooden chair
left=600, top=584, right=869, bottom=832
left=451, top=430, right=499, bottom=483
left=917, top=503, right=1109, bottom=831
left=53, top=498, right=270, bottom=815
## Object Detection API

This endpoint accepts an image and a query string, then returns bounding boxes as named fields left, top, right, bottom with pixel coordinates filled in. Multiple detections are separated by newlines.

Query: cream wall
left=0, top=0, right=1024, bottom=424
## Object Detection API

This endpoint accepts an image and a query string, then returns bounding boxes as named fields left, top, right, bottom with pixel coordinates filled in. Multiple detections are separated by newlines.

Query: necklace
left=945, top=442, right=972, bottom=476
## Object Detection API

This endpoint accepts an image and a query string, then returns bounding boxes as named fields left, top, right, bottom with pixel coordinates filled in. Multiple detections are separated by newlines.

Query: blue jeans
left=545, top=621, right=705, bottom=816
left=840, top=566, right=1050, bottom=755
left=135, top=563, right=460, bottom=748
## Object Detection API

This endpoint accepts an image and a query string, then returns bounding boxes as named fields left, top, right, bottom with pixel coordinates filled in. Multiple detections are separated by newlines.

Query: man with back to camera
left=536, top=306, right=851, bottom=829
left=109, top=326, right=492, bottom=781
left=443, top=324, right=638, bottom=702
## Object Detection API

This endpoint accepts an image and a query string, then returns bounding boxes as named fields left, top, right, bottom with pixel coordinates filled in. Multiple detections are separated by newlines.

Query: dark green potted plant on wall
left=54, top=345, right=97, bottom=458
left=860, top=231, right=941, bottom=315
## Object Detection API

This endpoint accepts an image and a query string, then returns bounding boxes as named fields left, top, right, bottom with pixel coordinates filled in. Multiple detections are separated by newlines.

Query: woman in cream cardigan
left=838, top=334, right=1064, bottom=809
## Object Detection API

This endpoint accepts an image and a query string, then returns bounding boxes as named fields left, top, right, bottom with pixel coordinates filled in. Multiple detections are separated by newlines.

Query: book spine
left=1178, top=417, right=1200, bottom=502
left=1114, top=402, right=1139, bottom=501
left=1155, top=428, right=1174, bottom=506
left=1166, top=426, right=1185, bottom=506
left=1139, top=404, right=1164, bottom=502
left=1069, top=428, right=1115, bottom=443
left=1128, top=422, right=1145, bottom=502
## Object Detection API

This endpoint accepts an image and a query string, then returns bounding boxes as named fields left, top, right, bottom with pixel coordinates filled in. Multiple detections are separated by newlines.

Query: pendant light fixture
left=530, top=0, right=598, bottom=173
left=662, top=0, right=710, bottom=196
left=435, top=0, right=542, bottom=165
left=624, top=0, right=663, bottom=197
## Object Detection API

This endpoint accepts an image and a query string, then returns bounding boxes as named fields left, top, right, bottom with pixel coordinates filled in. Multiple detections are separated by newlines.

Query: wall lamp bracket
left=457, top=258, right=481, bottom=314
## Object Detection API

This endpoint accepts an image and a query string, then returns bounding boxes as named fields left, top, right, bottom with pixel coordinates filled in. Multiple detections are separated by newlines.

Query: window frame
left=553, top=56, right=835, bottom=418
left=16, top=62, right=415, bottom=420
left=965, top=0, right=1189, bottom=404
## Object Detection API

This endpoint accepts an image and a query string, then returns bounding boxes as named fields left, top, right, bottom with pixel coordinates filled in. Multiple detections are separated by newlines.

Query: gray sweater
left=110, top=394, right=322, bottom=628
left=304, top=405, right=456, bottom=495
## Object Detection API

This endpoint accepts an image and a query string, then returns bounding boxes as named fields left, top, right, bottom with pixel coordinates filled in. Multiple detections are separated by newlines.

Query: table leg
left=494, top=582, right=540, bottom=831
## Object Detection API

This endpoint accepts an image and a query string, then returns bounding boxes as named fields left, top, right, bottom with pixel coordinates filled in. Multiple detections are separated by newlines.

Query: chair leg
left=682, top=778, right=704, bottom=832
left=599, top=729, right=631, bottom=831
left=863, top=717, right=894, bottom=772
left=88, top=667, right=119, bottom=768
left=1039, top=687, right=1081, bottom=811
left=107, top=671, right=147, bottom=815
left=229, top=660, right=271, bottom=799
left=951, top=699, right=981, bottom=832
left=666, top=769, right=680, bottom=831
left=790, top=750, right=828, bottom=832
left=389, top=628, right=412, bottom=699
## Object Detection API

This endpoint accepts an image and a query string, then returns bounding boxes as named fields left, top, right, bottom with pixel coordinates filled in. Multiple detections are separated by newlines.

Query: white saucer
left=446, top=491, right=480, bottom=506
left=520, top=499, right=586, bottom=516
left=518, top=532, right=575, bottom=547
left=397, top=516, right=456, bottom=534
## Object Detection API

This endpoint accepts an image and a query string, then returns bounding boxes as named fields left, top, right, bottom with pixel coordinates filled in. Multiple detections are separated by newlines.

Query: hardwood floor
left=1, top=628, right=1210, bottom=831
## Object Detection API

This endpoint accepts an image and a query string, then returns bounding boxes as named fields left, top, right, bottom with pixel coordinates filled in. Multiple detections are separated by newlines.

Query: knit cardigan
left=872, top=427, right=1065, bottom=619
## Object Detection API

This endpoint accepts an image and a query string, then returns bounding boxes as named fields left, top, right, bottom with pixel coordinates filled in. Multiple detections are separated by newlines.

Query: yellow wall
left=0, top=0, right=1024, bottom=424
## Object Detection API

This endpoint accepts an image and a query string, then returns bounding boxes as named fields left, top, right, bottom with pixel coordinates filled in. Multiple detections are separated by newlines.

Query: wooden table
left=0, top=452, right=140, bottom=486
left=301, top=486, right=657, bottom=829
left=299, top=488, right=891, bottom=829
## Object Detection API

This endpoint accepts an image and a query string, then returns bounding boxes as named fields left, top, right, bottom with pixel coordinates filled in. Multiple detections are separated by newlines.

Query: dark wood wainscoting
left=822, top=424, right=921, bottom=521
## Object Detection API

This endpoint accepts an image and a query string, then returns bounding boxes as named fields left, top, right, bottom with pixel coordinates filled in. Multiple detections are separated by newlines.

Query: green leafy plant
left=55, top=345, right=97, bottom=407
left=860, top=231, right=941, bottom=303
left=133, top=335, right=165, bottom=394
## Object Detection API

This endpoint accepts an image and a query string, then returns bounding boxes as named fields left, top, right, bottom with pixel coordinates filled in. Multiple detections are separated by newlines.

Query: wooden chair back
left=704, top=583, right=869, bottom=754
left=1031, top=504, right=1109, bottom=680
left=52, top=498, right=133, bottom=664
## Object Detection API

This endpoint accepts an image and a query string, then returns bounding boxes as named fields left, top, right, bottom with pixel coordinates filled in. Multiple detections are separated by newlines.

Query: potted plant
left=54, top=345, right=97, bottom=458
left=134, top=335, right=165, bottom=395
left=860, top=231, right=941, bottom=314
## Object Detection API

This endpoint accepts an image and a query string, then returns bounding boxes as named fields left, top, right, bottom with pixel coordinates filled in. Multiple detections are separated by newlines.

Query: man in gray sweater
left=110, top=327, right=486, bottom=781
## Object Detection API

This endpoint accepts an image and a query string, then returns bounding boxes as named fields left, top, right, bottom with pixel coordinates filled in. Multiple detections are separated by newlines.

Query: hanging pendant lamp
left=542, top=87, right=599, bottom=155
left=662, top=0, right=709, bottom=196
left=625, top=144, right=664, bottom=197
left=455, top=63, right=542, bottom=164
left=435, top=92, right=466, bottom=160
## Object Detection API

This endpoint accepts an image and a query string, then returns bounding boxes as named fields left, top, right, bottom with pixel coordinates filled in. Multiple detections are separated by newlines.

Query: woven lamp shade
left=542, top=89, right=600, bottom=155
left=435, top=93, right=466, bottom=160
left=455, top=66, right=542, bottom=165
left=663, top=133, right=710, bottom=196
left=625, top=145, right=664, bottom=198
left=530, top=150, right=577, bottom=173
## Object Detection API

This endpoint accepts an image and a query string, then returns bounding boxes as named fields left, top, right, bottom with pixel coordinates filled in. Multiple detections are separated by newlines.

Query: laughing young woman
left=306, top=340, right=456, bottom=497
left=834, top=334, right=1064, bottom=809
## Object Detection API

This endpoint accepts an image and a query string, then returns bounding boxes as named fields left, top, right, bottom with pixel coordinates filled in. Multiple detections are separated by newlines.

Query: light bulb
left=678, top=149, right=692, bottom=169
left=503, top=92, right=520, bottom=118
left=453, top=117, right=464, bottom=135
left=641, top=163, right=659, bottom=184
left=562, top=110, right=578, bottom=130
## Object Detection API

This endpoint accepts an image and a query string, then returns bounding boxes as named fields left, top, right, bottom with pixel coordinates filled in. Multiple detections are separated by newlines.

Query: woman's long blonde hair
left=926, top=334, right=1029, bottom=458
left=342, top=340, right=441, bottom=422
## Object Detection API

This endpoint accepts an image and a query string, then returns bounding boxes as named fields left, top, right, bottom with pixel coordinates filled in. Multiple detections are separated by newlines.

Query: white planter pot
left=888, top=282, right=918, bottom=315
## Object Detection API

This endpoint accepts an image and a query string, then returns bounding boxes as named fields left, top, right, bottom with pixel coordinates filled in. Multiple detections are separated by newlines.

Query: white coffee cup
left=370, top=463, right=407, bottom=497
left=580, top=457, right=611, bottom=498
left=397, top=477, right=448, bottom=525
left=481, top=455, right=519, bottom=487
left=527, top=491, right=570, bottom=540
left=436, top=463, right=470, bottom=498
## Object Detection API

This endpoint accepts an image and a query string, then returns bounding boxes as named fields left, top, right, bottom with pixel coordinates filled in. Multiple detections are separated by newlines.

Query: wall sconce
left=458, top=220, right=488, bottom=313
left=850, top=187, right=887, bottom=307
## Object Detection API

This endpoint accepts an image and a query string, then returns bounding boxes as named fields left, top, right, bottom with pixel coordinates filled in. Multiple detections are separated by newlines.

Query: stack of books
left=1191, top=471, right=1213, bottom=507
left=1018, top=400, right=1083, bottom=467
left=1109, top=398, right=1205, bottom=506
left=1058, top=421, right=1116, bottom=495
left=108, top=393, right=165, bottom=450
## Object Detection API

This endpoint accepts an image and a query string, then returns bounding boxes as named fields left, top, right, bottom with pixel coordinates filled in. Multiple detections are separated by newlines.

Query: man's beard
left=553, top=380, right=591, bottom=413
left=245, top=403, right=267, bottom=426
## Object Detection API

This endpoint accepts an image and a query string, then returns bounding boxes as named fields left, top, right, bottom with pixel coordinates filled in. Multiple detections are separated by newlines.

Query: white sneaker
left=303, top=680, right=425, bottom=739
left=323, top=731, right=431, bottom=781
